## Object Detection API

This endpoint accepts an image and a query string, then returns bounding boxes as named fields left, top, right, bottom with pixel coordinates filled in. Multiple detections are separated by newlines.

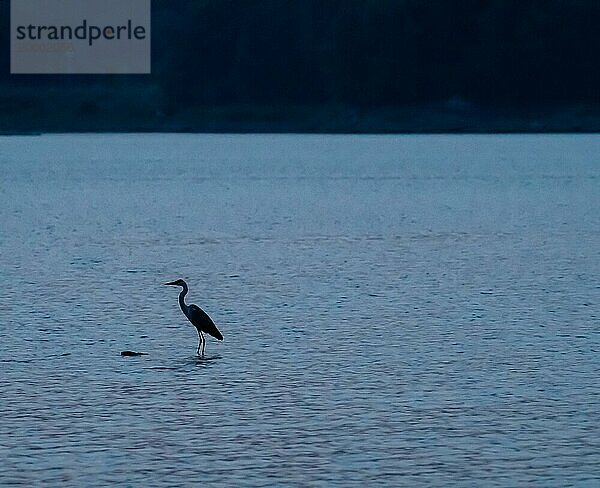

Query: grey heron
left=164, top=279, right=223, bottom=356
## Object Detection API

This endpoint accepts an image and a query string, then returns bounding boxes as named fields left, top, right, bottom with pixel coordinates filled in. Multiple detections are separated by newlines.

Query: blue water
left=0, top=134, right=598, bottom=486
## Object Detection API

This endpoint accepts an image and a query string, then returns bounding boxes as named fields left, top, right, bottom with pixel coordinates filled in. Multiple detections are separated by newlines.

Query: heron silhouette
left=164, top=279, right=223, bottom=356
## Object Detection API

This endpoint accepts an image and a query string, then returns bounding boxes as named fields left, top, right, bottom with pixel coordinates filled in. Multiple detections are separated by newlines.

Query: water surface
left=1, top=134, right=599, bottom=486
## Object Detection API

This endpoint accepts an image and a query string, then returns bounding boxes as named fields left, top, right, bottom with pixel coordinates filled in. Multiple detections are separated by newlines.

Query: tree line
left=1, top=0, right=599, bottom=131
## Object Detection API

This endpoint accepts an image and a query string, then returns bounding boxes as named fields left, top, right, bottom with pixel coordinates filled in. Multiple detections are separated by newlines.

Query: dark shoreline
left=2, top=104, right=600, bottom=135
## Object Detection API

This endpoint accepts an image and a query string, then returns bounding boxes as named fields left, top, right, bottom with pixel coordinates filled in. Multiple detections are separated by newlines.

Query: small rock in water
left=120, top=351, right=148, bottom=357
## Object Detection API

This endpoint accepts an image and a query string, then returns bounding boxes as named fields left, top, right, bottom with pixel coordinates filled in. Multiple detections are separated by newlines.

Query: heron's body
left=165, top=279, right=223, bottom=356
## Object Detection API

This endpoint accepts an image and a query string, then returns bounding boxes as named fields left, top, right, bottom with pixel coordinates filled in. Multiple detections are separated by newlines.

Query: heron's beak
left=164, top=281, right=178, bottom=286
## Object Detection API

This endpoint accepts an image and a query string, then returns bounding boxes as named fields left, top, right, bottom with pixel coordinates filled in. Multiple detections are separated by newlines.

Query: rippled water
left=1, top=134, right=599, bottom=486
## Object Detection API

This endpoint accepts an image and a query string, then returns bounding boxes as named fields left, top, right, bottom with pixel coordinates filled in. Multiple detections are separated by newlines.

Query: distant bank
left=1, top=103, right=598, bottom=134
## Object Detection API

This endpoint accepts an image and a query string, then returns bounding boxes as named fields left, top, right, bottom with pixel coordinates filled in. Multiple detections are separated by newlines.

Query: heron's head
left=164, top=279, right=187, bottom=287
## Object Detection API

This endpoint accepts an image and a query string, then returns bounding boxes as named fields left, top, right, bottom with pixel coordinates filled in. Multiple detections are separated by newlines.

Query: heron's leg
left=196, top=329, right=202, bottom=356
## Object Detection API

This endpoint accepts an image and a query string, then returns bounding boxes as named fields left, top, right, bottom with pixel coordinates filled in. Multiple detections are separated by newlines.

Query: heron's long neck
left=178, top=285, right=189, bottom=313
